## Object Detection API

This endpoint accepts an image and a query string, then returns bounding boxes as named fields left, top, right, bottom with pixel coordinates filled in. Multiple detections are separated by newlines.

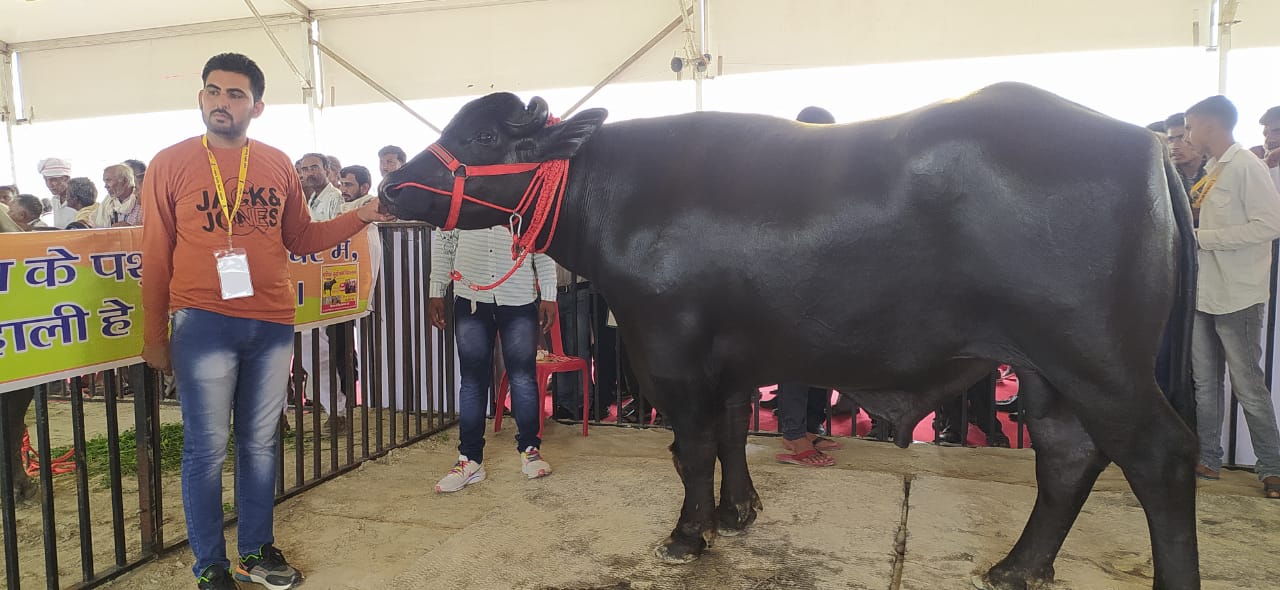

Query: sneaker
left=234, top=544, right=302, bottom=590
left=435, top=456, right=485, bottom=493
left=521, top=446, right=552, bottom=479
left=197, top=565, right=238, bottom=590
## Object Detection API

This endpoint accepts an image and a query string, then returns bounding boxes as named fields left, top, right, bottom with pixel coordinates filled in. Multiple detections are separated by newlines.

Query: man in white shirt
left=37, top=158, right=76, bottom=228
left=298, top=153, right=344, bottom=222
left=1185, top=95, right=1280, bottom=499
left=427, top=227, right=558, bottom=492
left=297, top=152, right=351, bottom=433
left=1254, top=106, right=1280, bottom=192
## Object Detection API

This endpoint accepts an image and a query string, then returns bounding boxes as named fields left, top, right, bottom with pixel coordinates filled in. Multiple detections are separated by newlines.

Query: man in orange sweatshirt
left=141, top=53, right=392, bottom=590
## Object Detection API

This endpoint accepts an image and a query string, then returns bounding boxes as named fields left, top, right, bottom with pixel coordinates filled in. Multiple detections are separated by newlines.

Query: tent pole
left=0, top=46, right=17, bottom=184
left=312, top=41, right=441, bottom=134
left=562, top=11, right=690, bottom=118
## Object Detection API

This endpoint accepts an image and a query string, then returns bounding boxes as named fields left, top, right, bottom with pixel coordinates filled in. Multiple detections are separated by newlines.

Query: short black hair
left=1261, top=106, right=1280, bottom=126
left=124, top=159, right=146, bottom=179
left=300, top=152, right=330, bottom=170
left=796, top=106, right=835, bottom=124
left=340, top=165, right=372, bottom=188
left=67, top=177, right=98, bottom=208
left=0, top=184, right=17, bottom=194
left=1164, top=113, right=1186, bottom=130
left=1187, top=95, right=1238, bottom=131
left=12, top=194, right=42, bottom=219
left=378, top=145, right=407, bottom=164
left=1145, top=121, right=1168, bottom=133
left=202, top=53, right=266, bottom=102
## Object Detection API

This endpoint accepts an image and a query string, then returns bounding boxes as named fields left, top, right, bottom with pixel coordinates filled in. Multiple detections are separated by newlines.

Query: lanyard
left=1190, top=161, right=1226, bottom=210
left=202, top=135, right=251, bottom=246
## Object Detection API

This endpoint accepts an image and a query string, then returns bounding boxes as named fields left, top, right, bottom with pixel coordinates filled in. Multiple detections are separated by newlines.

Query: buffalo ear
left=530, top=108, right=608, bottom=160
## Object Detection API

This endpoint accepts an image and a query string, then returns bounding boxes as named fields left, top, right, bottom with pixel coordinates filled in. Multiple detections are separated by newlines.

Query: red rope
left=21, top=429, right=77, bottom=477
left=449, top=157, right=571, bottom=292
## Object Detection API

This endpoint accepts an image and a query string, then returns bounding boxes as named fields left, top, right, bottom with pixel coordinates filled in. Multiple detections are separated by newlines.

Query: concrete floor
left=102, top=421, right=1280, bottom=590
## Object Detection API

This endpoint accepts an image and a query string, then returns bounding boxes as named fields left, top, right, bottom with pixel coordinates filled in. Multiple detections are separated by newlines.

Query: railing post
left=135, top=369, right=164, bottom=555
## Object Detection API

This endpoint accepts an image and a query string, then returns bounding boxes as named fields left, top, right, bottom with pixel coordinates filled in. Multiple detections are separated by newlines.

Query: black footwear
left=865, top=419, right=894, bottom=442
left=197, top=565, right=238, bottom=590
left=552, top=405, right=583, bottom=421
left=986, top=432, right=1011, bottom=448
left=323, top=416, right=350, bottom=436
left=995, top=395, right=1019, bottom=412
left=935, top=428, right=963, bottom=447
left=235, top=544, right=302, bottom=590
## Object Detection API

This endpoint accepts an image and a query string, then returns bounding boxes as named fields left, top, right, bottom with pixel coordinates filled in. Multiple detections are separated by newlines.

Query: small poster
left=321, top=263, right=359, bottom=314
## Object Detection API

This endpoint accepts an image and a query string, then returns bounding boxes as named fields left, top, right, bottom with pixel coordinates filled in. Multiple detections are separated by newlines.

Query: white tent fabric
left=0, top=0, right=1250, bottom=122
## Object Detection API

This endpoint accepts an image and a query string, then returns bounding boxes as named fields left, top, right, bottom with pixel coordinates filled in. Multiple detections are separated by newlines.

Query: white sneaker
left=520, top=446, right=552, bottom=479
left=435, top=456, right=485, bottom=493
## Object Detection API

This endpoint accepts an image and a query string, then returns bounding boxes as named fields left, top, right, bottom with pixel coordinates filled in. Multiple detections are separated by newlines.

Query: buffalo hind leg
left=978, top=371, right=1110, bottom=590
left=716, top=391, right=759, bottom=536
left=1066, top=376, right=1200, bottom=590
left=656, top=400, right=722, bottom=563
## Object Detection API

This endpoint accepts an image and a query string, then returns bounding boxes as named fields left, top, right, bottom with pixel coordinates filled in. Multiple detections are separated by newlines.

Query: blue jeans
left=1192, top=304, right=1280, bottom=480
left=455, top=298, right=541, bottom=463
left=171, top=308, right=293, bottom=576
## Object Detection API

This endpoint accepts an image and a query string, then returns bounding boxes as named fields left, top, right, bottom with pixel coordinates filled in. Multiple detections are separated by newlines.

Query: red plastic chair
left=494, top=313, right=591, bottom=437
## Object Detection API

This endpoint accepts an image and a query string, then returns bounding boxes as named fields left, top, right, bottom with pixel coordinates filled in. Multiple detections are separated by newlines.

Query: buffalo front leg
left=716, top=392, right=759, bottom=536
left=657, top=412, right=721, bottom=563
left=978, top=372, right=1111, bottom=590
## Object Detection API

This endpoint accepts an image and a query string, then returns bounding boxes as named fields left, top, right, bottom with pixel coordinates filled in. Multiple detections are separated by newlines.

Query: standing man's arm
left=281, top=170, right=391, bottom=255
left=140, top=157, right=178, bottom=373
left=532, top=252, right=558, bottom=333
left=1196, top=162, right=1280, bottom=250
left=427, top=230, right=460, bottom=330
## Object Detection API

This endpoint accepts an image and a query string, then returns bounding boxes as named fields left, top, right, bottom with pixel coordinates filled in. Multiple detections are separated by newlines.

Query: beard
left=203, top=110, right=250, bottom=139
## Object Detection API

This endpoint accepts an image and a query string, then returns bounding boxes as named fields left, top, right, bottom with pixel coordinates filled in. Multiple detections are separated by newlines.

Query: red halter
left=388, top=137, right=571, bottom=292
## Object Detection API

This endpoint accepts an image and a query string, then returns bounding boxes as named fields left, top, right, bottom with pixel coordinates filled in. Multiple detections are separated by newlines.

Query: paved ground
left=96, top=420, right=1279, bottom=590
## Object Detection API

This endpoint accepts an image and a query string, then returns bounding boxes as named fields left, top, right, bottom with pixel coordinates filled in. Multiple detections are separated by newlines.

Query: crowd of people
left=4, top=48, right=1280, bottom=590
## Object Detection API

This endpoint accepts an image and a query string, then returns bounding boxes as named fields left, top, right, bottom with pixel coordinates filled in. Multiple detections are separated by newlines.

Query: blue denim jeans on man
left=171, top=308, right=293, bottom=576
left=454, top=298, right=542, bottom=463
left=1192, top=304, right=1280, bottom=480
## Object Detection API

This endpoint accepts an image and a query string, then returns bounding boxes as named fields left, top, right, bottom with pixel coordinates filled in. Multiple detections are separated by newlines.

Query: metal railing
left=0, top=222, right=456, bottom=590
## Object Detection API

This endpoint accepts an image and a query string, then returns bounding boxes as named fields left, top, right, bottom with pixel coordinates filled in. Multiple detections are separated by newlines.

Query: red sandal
left=775, top=449, right=835, bottom=467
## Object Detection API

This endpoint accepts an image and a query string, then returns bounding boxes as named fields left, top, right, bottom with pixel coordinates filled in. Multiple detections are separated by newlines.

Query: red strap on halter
left=388, top=122, right=570, bottom=292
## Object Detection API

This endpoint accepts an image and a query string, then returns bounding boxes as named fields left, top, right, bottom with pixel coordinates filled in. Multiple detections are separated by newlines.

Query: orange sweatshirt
left=141, top=136, right=368, bottom=349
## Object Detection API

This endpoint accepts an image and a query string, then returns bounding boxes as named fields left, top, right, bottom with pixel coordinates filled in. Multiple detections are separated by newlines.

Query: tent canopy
left=3, top=0, right=1273, bottom=123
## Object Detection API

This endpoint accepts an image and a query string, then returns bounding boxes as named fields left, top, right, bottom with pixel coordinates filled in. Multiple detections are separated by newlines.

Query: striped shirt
left=428, top=227, right=557, bottom=306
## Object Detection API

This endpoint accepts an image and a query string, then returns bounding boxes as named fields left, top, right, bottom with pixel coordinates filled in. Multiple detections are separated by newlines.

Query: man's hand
left=142, top=341, right=173, bottom=375
left=357, top=197, right=396, bottom=223
left=428, top=297, right=447, bottom=330
left=539, top=300, right=558, bottom=333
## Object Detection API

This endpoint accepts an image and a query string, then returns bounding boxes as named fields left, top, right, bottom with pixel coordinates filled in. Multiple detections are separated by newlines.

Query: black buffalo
left=381, top=83, right=1198, bottom=590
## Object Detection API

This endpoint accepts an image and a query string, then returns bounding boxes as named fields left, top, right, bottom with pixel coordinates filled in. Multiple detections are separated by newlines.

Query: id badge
left=214, top=248, right=254, bottom=300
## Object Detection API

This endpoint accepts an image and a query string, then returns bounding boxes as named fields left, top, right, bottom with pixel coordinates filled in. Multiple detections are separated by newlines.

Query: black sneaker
left=234, top=544, right=302, bottom=590
left=196, top=565, right=238, bottom=590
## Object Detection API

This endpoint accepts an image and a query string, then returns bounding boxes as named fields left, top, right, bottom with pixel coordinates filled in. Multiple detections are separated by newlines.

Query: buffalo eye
left=471, top=130, right=498, bottom=145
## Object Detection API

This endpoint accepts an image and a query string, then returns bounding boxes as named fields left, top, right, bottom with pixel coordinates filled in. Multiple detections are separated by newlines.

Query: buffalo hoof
left=654, top=532, right=710, bottom=564
left=972, top=564, right=1053, bottom=590
left=716, top=500, right=759, bottom=537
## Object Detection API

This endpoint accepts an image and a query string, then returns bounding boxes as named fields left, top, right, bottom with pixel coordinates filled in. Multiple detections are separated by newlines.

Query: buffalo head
left=380, top=92, right=608, bottom=229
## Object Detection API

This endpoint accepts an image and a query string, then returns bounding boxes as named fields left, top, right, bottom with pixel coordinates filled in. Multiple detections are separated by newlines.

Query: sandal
left=808, top=435, right=842, bottom=451
left=1264, top=477, right=1280, bottom=499
left=775, top=449, right=835, bottom=467
left=1195, top=464, right=1220, bottom=481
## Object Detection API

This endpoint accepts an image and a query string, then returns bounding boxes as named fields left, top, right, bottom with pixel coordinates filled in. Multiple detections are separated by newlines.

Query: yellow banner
left=0, top=225, right=382, bottom=392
